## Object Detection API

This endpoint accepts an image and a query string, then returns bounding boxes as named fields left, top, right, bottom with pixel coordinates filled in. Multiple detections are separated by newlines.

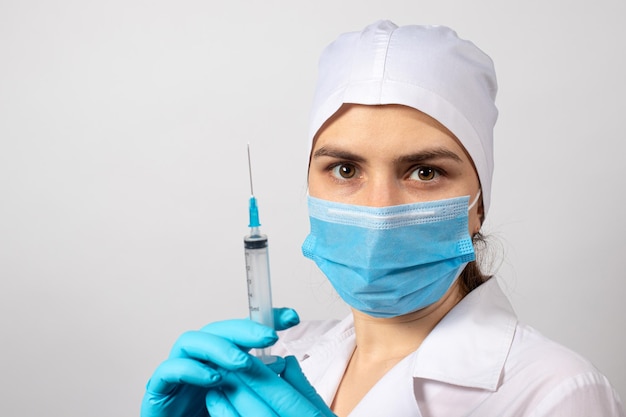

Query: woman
left=141, top=20, right=625, bottom=416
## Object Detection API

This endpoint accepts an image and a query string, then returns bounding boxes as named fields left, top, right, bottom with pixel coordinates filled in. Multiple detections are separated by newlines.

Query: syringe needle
left=246, top=144, right=260, bottom=229
left=247, top=143, right=254, bottom=196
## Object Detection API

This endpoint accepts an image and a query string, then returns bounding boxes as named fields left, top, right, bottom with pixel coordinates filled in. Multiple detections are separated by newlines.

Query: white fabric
left=273, top=278, right=625, bottom=416
left=308, top=20, right=498, bottom=214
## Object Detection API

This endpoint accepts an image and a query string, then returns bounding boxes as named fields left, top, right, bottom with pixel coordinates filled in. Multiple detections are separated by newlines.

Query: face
left=308, top=104, right=483, bottom=234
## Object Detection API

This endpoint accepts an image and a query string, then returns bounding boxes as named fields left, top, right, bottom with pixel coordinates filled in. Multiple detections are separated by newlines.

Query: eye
left=330, top=163, right=358, bottom=179
left=409, top=166, right=440, bottom=181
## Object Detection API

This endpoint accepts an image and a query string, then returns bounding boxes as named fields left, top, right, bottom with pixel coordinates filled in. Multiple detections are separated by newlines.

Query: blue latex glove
left=205, top=355, right=336, bottom=417
left=141, top=308, right=300, bottom=417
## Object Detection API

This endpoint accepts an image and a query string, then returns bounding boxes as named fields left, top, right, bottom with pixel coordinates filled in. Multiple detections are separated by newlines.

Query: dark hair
left=458, top=232, right=492, bottom=296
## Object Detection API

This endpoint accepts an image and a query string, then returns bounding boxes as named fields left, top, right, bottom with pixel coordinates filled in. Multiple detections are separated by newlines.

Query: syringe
left=244, top=144, right=275, bottom=364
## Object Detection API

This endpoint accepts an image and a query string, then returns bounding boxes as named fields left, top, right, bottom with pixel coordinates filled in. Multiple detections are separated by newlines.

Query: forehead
left=313, top=104, right=473, bottom=162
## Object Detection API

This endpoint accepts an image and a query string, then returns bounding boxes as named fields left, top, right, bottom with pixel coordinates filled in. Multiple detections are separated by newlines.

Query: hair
left=458, top=232, right=492, bottom=296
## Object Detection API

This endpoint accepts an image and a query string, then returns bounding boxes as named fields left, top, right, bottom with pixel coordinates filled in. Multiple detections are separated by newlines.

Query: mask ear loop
left=468, top=189, right=482, bottom=212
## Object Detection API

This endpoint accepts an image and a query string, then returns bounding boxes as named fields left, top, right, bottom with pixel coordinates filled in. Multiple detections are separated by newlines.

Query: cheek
left=307, top=167, right=324, bottom=197
left=308, top=180, right=329, bottom=200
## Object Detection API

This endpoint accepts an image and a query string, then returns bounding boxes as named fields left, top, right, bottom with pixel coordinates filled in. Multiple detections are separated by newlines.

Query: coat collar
left=412, top=278, right=517, bottom=391
left=281, top=278, right=517, bottom=398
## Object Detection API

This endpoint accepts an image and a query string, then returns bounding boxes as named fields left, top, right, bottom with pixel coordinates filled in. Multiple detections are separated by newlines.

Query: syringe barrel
left=243, top=233, right=274, bottom=330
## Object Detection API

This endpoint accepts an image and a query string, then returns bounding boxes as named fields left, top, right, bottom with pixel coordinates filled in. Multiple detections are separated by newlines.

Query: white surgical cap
left=308, top=20, right=498, bottom=215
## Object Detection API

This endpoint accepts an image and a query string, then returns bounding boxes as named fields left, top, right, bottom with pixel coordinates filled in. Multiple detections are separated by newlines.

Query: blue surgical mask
left=302, top=193, right=480, bottom=318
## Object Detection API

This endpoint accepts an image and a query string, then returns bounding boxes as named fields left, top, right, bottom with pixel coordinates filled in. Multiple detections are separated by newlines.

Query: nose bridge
left=363, top=171, right=404, bottom=207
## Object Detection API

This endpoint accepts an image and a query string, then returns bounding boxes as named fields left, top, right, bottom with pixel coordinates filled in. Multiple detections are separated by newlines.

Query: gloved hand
left=205, top=355, right=336, bottom=417
left=140, top=307, right=300, bottom=417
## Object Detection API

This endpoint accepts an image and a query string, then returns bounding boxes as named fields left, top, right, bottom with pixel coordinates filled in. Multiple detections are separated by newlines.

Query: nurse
left=141, top=20, right=625, bottom=417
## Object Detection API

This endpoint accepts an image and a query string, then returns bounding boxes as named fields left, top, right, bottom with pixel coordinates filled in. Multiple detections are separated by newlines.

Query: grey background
left=1, top=1, right=624, bottom=415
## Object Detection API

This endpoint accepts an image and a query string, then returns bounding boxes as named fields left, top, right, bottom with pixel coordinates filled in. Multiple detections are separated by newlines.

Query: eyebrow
left=394, top=147, right=463, bottom=164
left=312, top=146, right=366, bottom=162
left=312, top=145, right=463, bottom=164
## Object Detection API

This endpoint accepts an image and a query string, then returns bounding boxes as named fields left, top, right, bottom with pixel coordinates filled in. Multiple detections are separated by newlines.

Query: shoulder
left=508, top=323, right=593, bottom=375
left=506, top=322, right=614, bottom=385
left=500, top=322, right=625, bottom=416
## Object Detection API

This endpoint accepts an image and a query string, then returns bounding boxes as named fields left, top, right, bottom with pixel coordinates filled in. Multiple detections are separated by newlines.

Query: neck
left=351, top=281, right=463, bottom=361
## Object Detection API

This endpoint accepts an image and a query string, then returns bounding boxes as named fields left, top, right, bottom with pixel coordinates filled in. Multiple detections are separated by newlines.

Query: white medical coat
left=272, top=278, right=625, bottom=416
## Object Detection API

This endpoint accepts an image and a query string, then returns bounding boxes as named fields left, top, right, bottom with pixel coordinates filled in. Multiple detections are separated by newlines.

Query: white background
left=1, top=1, right=624, bottom=415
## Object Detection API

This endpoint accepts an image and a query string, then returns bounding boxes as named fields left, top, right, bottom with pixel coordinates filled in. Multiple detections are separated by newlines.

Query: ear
left=472, top=199, right=484, bottom=235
